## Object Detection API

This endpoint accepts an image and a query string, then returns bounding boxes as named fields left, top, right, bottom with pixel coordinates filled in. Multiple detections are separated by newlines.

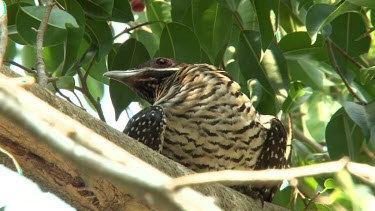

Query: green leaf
left=56, top=76, right=75, bottom=91
left=16, top=6, right=79, bottom=46
left=57, top=0, right=85, bottom=75
left=109, top=39, right=150, bottom=120
left=216, top=0, right=239, bottom=12
left=237, top=30, right=262, bottom=81
left=85, top=19, right=113, bottom=61
left=22, top=6, right=79, bottom=29
left=330, top=12, right=371, bottom=57
left=359, top=66, right=375, bottom=85
left=253, top=0, right=279, bottom=50
left=159, top=22, right=201, bottom=63
left=192, top=0, right=232, bottom=64
left=330, top=12, right=371, bottom=78
left=171, top=0, right=191, bottom=23
left=326, top=107, right=365, bottom=161
left=305, top=2, right=359, bottom=43
left=83, top=57, right=109, bottom=84
left=237, top=0, right=257, bottom=30
left=287, top=60, right=325, bottom=90
left=111, top=0, right=133, bottom=23
left=132, top=29, right=159, bottom=57
left=247, top=79, right=276, bottom=114
left=282, top=81, right=313, bottom=113
left=42, top=44, right=64, bottom=73
left=75, top=0, right=113, bottom=19
left=324, top=178, right=337, bottom=190
left=347, top=0, right=375, bottom=8
left=279, top=32, right=327, bottom=61
left=343, top=102, right=375, bottom=137
left=7, top=3, right=31, bottom=45
left=147, top=1, right=171, bottom=37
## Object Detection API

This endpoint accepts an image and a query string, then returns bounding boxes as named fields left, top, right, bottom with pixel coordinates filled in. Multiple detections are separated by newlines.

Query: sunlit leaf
left=253, top=0, right=279, bottom=50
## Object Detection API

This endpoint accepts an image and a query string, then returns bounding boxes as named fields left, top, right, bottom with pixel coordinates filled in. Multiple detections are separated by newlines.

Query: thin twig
left=76, top=69, right=106, bottom=122
left=35, top=1, right=55, bottom=86
left=329, top=39, right=364, bottom=69
left=4, top=59, right=38, bottom=74
left=326, top=40, right=366, bottom=104
left=114, top=21, right=160, bottom=40
left=293, top=128, right=325, bottom=153
left=165, top=158, right=358, bottom=190
left=72, top=91, right=86, bottom=110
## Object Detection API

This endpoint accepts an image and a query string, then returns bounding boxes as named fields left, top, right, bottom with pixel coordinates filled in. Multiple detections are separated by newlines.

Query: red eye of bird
left=155, top=58, right=171, bottom=67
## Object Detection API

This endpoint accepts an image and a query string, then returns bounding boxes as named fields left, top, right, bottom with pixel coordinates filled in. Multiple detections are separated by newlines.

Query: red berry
left=131, top=0, right=145, bottom=12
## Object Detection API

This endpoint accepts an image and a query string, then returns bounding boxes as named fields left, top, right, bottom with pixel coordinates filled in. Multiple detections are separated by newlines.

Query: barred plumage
left=104, top=57, right=290, bottom=202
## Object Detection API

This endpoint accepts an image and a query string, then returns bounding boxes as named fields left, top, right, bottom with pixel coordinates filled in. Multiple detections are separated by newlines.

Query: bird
left=104, top=57, right=290, bottom=203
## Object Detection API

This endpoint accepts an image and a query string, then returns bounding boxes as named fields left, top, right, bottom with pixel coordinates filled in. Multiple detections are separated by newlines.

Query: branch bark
left=0, top=66, right=288, bottom=211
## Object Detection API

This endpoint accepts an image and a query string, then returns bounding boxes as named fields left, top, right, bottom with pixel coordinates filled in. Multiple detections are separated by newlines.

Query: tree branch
left=35, top=1, right=55, bottom=86
left=165, top=158, right=375, bottom=191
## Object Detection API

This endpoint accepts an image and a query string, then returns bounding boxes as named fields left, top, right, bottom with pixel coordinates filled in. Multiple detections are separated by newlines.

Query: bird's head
left=103, top=57, right=183, bottom=104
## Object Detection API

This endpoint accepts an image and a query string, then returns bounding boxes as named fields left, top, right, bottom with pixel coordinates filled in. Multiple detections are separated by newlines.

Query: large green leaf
left=111, top=0, right=133, bottom=23
left=238, top=31, right=288, bottom=113
left=330, top=12, right=371, bottom=77
left=7, top=3, right=31, bottom=45
left=42, top=44, right=64, bottom=73
left=326, top=107, right=365, bottom=161
left=132, top=29, right=159, bottom=57
left=171, top=0, right=191, bottom=23
left=237, top=0, right=257, bottom=31
left=57, top=0, right=85, bottom=75
left=305, top=2, right=359, bottom=43
left=109, top=39, right=150, bottom=120
left=330, top=12, right=371, bottom=57
left=85, top=19, right=113, bottom=61
left=159, top=22, right=201, bottom=63
left=279, top=32, right=327, bottom=61
left=347, top=0, right=375, bottom=8
left=75, top=0, right=113, bottom=19
left=16, top=6, right=78, bottom=46
left=253, top=0, right=279, bottom=50
left=343, top=102, right=375, bottom=138
left=287, top=60, right=325, bottom=90
left=192, top=0, right=232, bottom=64
left=147, top=1, right=171, bottom=37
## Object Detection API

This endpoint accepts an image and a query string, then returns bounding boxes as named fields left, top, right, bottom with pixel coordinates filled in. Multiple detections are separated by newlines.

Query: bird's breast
left=158, top=77, right=266, bottom=172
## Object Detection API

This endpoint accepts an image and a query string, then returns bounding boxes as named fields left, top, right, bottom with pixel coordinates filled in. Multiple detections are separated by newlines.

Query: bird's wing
left=123, top=105, right=166, bottom=152
left=252, top=115, right=290, bottom=202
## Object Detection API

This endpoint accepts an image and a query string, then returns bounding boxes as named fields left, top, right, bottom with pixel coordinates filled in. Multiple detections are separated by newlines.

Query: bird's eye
left=155, top=58, right=172, bottom=67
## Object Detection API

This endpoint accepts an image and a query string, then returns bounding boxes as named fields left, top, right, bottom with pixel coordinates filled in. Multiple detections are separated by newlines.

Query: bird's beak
left=103, top=70, right=142, bottom=84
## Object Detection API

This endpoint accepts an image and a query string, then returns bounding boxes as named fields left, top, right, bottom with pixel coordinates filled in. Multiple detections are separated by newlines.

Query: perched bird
left=104, top=57, right=290, bottom=202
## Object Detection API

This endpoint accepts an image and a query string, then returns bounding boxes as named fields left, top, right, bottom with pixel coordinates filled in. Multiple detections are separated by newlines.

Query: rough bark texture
left=0, top=66, right=288, bottom=211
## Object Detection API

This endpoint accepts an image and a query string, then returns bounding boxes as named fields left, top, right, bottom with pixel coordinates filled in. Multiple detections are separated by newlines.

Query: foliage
left=4, top=0, right=375, bottom=210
